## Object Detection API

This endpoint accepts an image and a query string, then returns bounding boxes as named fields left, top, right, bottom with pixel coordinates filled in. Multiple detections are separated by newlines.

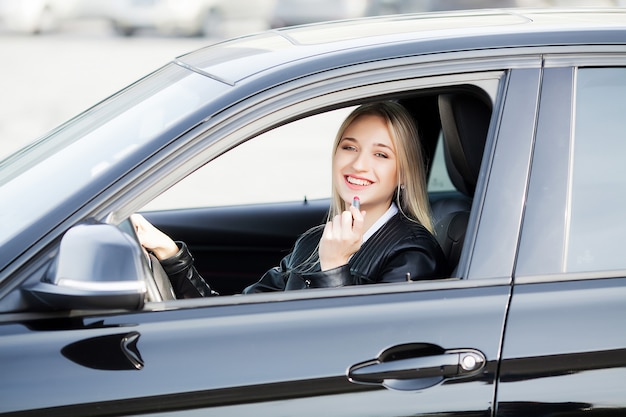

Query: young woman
left=132, top=101, right=449, bottom=298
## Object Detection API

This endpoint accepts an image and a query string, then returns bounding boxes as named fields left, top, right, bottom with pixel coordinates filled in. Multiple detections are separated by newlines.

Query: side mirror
left=25, top=224, right=147, bottom=310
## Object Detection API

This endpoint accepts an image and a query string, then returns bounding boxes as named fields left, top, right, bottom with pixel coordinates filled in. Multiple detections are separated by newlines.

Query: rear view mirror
left=25, top=224, right=147, bottom=310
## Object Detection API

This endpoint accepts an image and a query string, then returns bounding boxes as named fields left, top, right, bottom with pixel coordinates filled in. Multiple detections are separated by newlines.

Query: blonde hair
left=291, top=101, right=434, bottom=274
left=329, top=101, right=434, bottom=233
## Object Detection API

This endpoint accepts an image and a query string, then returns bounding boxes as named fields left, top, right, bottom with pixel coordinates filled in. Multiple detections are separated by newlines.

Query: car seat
left=432, top=93, right=491, bottom=274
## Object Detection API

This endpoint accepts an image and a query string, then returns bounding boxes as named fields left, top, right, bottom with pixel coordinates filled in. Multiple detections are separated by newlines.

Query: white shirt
left=362, top=202, right=399, bottom=244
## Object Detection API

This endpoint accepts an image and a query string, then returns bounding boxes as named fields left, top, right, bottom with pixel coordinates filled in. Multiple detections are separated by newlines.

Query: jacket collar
left=362, top=203, right=398, bottom=244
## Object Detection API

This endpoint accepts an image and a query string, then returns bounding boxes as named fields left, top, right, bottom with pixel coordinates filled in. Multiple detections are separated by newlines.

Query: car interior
left=140, top=87, right=493, bottom=296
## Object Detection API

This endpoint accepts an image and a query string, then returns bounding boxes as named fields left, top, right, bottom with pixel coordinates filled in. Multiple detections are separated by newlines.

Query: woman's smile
left=345, top=175, right=373, bottom=189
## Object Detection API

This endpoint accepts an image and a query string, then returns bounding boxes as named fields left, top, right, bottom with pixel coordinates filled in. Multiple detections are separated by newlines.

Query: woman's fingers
left=349, top=205, right=365, bottom=237
left=130, top=213, right=179, bottom=260
left=324, top=209, right=365, bottom=241
left=321, top=218, right=334, bottom=240
left=318, top=208, right=366, bottom=271
left=341, top=210, right=353, bottom=236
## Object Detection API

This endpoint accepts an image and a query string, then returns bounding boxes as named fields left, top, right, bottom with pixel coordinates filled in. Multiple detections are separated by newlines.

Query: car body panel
left=494, top=61, right=626, bottom=414
left=497, top=278, right=626, bottom=416
left=181, top=9, right=626, bottom=85
left=1, top=8, right=626, bottom=416
left=1, top=281, right=509, bottom=416
left=467, top=67, right=540, bottom=280
left=515, top=66, right=574, bottom=276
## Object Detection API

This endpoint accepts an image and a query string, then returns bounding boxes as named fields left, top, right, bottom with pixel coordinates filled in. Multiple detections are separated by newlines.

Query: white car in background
left=0, top=0, right=79, bottom=34
left=107, top=0, right=275, bottom=38
left=0, top=0, right=118, bottom=34
left=269, top=0, right=369, bottom=28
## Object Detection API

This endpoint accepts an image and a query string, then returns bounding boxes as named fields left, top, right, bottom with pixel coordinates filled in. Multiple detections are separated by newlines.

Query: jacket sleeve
left=298, top=265, right=354, bottom=288
left=243, top=225, right=356, bottom=292
left=375, top=246, right=448, bottom=284
left=159, top=241, right=218, bottom=298
left=302, top=250, right=441, bottom=287
left=245, top=261, right=355, bottom=292
left=242, top=253, right=291, bottom=293
left=302, top=251, right=437, bottom=287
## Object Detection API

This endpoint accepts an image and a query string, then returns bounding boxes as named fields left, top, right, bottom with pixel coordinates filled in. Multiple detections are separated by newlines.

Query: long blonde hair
left=291, top=101, right=434, bottom=274
left=329, top=101, right=434, bottom=233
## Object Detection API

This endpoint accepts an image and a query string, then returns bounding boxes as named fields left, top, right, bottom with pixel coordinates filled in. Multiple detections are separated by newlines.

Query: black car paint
left=1, top=9, right=626, bottom=417
left=2, top=281, right=509, bottom=416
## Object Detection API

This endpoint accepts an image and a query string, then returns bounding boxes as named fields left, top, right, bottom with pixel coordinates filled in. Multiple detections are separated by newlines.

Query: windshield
left=0, top=63, right=227, bottom=263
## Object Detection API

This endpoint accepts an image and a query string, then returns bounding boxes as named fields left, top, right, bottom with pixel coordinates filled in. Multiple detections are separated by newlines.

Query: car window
left=518, top=67, right=626, bottom=277
left=566, top=67, right=626, bottom=273
left=0, top=65, right=225, bottom=248
left=427, top=134, right=455, bottom=192
left=142, top=107, right=354, bottom=211
left=143, top=107, right=455, bottom=212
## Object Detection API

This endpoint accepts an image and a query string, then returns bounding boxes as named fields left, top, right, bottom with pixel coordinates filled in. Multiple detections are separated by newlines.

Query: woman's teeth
left=347, top=176, right=372, bottom=186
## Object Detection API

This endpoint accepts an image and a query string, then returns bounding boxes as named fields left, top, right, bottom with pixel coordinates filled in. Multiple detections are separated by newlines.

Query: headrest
left=438, top=93, right=491, bottom=197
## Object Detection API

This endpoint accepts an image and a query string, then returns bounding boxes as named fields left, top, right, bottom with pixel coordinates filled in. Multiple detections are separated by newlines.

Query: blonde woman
left=133, top=101, right=448, bottom=297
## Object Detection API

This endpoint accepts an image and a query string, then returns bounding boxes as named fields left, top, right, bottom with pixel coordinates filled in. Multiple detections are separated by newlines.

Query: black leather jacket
left=161, top=213, right=449, bottom=298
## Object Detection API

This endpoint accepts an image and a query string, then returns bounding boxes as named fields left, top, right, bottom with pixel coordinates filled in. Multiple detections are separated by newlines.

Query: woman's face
left=333, top=114, right=399, bottom=217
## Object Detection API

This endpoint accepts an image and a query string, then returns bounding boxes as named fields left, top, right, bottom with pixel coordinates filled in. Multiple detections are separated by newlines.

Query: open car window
left=133, top=83, right=495, bottom=301
left=143, top=107, right=355, bottom=211
left=142, top=104, right=457, bottom=213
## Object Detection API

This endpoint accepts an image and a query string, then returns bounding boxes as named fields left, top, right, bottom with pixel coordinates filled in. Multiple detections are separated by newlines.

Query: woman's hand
left=318, top=205, right=365, bottom=271
left=130, top=214, right=180, bottom=260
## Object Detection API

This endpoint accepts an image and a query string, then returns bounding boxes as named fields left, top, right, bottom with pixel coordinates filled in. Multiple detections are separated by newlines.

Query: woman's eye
left=342, top=145, right=357, bottom=151
left=375, top=152, right=388, bottom=158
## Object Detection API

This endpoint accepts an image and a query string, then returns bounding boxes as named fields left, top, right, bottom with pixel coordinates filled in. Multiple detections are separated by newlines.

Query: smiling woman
left=133, top=101, right=449, bottom=298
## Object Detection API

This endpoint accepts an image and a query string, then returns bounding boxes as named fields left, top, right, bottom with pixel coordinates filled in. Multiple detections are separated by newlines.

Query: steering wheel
left=148, top=253, right=177, bottom=301
left=118, top=216, right=177, bottom=302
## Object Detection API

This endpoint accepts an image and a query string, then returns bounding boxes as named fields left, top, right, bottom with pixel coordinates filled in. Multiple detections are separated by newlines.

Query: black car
left=1, top=8, right=626, bottom=417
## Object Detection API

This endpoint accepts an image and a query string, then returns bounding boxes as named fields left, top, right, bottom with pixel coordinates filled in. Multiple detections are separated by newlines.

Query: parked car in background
left=428, top=0, right=518, bottom=10
left=543, top=0, right=624, bottom=5
left=270, top=0, right=529, bottom=28
left=106, top=0, right=274, bottom=38
left=0, top=0, right=80, bottom=34
left=366, top=0, right=433, bottom=15
left=366, top=0, right=517, bottom=15
left=270, top=0, right=369, bottom=28
left=1, top=8, right=626, bottom=416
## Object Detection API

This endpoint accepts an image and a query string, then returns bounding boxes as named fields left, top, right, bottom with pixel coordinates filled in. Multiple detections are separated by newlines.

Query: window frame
left=133, top=74, right=514, bottom=309
left=516, top=59, right=626, bottom=284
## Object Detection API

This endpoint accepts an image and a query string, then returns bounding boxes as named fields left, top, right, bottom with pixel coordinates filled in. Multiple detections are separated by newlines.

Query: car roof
left=176, top=8, right=626, bottom=85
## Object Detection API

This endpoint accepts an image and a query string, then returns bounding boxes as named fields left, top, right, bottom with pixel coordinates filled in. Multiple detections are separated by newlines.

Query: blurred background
left=1, top=0, right=623, bottom=158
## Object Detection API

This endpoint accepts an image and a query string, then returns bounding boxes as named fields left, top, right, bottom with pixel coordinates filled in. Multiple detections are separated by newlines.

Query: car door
left=0, top=64, right=540, bottom=416
left=497, top=64, right=626, bottom=415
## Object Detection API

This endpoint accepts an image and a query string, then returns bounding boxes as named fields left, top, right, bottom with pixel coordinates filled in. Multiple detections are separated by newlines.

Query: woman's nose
left=351, top=152, right=369, bottom=171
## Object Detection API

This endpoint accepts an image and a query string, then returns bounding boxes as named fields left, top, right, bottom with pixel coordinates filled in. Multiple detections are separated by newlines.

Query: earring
left=400, top=184, right=405, bottom=190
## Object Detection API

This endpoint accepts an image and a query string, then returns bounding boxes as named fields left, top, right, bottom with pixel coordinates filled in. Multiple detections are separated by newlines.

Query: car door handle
left=347, top=343, right=485, bottom=391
